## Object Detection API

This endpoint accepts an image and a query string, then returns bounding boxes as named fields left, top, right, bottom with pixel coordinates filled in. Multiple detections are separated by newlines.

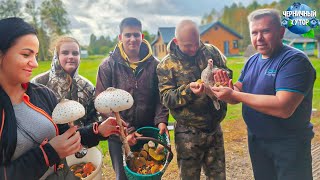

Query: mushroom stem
left=114, top=112, right=131, bottom=157
left=155, top=144, right=164, bottom=154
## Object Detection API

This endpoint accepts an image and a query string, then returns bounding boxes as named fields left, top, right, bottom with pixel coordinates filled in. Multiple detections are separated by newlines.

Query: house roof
left=151, top=21, right=243, bottom=45
left=199, top=21, right=243, bottom=39
left=151, top=27, right=175, bottom=45
left=283, top=29, right=316, bottom=43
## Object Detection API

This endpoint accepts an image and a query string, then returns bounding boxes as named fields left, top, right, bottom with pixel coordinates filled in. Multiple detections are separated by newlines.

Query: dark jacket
left=96, top=40, right=168, bottom=133
left=157, top=40, right=232, bottom=132
left=0, top=83, right=104, bottom=180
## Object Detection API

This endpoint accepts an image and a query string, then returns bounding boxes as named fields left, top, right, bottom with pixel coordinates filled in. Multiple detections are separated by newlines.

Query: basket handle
left=135, top=137, right=173, bottom=163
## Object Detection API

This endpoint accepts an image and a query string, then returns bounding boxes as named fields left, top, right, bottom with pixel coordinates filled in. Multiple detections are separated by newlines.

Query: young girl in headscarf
left=32, top=37, right=98, bottom=127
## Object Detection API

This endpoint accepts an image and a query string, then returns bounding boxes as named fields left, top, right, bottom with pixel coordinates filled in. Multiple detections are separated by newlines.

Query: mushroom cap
left=52, top=99, right=85, bottom=124
left=133, top=157, right=146, bottom=169
left=148, top=148, right=165, bottom=161
left=94, top=87, right=134, bottom=113
left=147, top=141, right=155, bottom=148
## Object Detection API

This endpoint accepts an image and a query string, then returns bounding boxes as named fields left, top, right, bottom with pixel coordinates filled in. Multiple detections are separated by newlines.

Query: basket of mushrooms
left=95, top=88, right=173, bottom=180
left=124, top=127, right=173, bottom=180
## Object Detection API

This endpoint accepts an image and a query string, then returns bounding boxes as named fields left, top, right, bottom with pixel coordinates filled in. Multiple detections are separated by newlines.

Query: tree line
left=2, top=0, right=318, bottom=59
left=201, top=0, right=320, bottom=51
left=1, top=0, right=70, bottom=61
left=0, top=0, right=156, bottom=60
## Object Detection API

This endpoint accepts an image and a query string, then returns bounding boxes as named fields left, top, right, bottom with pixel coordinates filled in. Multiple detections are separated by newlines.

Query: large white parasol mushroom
left=94, top=87, right=134, bottom=157
left=52, top=99, right=86, bottom=124
left=52, top=99, right=88, bottom=158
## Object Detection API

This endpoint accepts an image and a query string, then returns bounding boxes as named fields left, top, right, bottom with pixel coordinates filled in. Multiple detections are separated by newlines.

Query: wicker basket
left=123, top=127, right=173, bottom=180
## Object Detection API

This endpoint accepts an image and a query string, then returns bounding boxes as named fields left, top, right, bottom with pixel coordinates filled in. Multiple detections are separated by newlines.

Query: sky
left=50, top=0, right=278, bottom=45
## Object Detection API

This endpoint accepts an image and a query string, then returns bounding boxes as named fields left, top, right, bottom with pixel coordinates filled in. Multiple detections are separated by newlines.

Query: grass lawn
left=32, top=55, right=320, bottom=156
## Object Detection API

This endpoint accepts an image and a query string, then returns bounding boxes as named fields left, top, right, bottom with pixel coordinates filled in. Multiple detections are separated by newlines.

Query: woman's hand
left=98, top=117, right=126, bottom=137
left=49, top=126, right=82, bottom=159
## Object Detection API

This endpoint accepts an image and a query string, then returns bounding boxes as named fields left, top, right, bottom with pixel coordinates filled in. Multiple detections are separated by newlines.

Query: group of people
left=0, top=7, right=316, bottom=180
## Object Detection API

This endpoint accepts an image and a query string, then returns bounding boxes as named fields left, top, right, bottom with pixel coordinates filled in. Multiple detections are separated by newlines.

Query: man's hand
left=214, top=69, right=233, bottom=88
left=158, top=122, right=170, bottom=139
left=189, top=82, right=204, bottom=95
left=126, top=132, right=142, bottom=146
left=210, top=85, right=236, bottom=104
left=49, top=126, right=82, bottom=159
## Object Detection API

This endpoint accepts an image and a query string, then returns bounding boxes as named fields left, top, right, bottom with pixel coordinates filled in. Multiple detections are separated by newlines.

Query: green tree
left=201, top=8, right=219, bottom=25
left=87, top=34, right=118, bottom=55
left=25, top=0, right=50, bottom=61
left=142, top=30, right=155, bottom=43
left=88, top=34, right=98, bottom=55
left=40, top=0, right=70, bottom=36
left=0, top=0, right=23, bottom=18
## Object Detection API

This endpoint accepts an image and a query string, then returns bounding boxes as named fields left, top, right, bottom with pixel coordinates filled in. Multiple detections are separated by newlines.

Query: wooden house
left=283, top=29, right=316, bottom=56
left=151, top=21, right=243, bottom=59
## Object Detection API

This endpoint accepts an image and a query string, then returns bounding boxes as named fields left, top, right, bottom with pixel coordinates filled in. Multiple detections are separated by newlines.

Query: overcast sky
left=53, top=0, right=278, bottom=45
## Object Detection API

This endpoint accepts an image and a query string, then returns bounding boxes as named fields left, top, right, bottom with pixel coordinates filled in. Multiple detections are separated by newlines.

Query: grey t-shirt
left=13, top=102, right=56, bottom=179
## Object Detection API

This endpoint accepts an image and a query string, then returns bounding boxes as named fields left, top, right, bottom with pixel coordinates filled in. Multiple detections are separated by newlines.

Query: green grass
left=32, top=55, right=320, bottom=121
left=311, top=57, right=320, bottom=111
left=32, top=55, right=320, bottom=154
left=32, top=55, right=105, bottom=84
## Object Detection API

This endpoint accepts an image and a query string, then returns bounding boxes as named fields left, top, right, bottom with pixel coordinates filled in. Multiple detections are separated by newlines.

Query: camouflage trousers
left=174, top=122, right=226, bottom=180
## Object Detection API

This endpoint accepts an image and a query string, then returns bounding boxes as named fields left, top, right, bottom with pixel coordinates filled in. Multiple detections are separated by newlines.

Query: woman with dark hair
left=0, top=17, right=123, bottom=180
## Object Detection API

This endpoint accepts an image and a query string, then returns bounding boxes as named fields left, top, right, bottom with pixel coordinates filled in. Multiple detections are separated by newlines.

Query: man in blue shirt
left=211, top=9, right=316, bottom=180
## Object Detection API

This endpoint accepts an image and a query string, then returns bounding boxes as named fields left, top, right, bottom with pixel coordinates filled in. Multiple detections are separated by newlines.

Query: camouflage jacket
left=31, top=51, right=98, bottom=127
left=95, top=40, right=169, bottom=133
left=157, top=40, right=232, bottom=132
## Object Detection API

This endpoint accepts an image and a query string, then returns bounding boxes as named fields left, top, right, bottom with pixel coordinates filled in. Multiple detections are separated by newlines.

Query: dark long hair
left=0, top=17, right=37, bottom=164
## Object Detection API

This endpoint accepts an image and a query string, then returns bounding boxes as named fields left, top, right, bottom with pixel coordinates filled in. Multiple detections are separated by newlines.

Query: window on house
left=162, top=44, right=165, bottom=52
left=205, top=41, right=209, bottom=44
left=153, top=46, right=157, bottom=56
left=233, top=40, right=238, bottom=49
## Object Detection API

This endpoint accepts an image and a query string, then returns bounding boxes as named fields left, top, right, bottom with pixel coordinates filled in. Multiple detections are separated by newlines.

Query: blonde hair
left=53, top=36, right=80, bottom=55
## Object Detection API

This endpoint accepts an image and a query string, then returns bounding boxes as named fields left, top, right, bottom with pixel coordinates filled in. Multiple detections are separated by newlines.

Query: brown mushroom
left=139, top=150, right=148, bottom=159
left=133, top=157, right=146, bottom=168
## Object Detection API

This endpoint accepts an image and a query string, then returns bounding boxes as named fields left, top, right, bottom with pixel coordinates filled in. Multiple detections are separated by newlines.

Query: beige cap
left=95, top=87, right=134, bottom=113
left=52, top=99, right=85, bottom=124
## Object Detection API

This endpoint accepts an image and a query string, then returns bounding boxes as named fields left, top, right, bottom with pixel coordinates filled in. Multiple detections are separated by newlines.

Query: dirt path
left=102, top=117, right=320, bottom=180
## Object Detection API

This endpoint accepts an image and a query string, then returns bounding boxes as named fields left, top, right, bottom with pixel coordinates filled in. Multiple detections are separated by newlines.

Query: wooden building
left=283, top=29, right=316, bottom=56
left=151, top=21, right=243, bottom=59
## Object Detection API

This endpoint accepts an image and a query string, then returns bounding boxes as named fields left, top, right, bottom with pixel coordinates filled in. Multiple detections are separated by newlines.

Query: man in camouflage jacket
left=157, top=20, right=232, bottom=180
